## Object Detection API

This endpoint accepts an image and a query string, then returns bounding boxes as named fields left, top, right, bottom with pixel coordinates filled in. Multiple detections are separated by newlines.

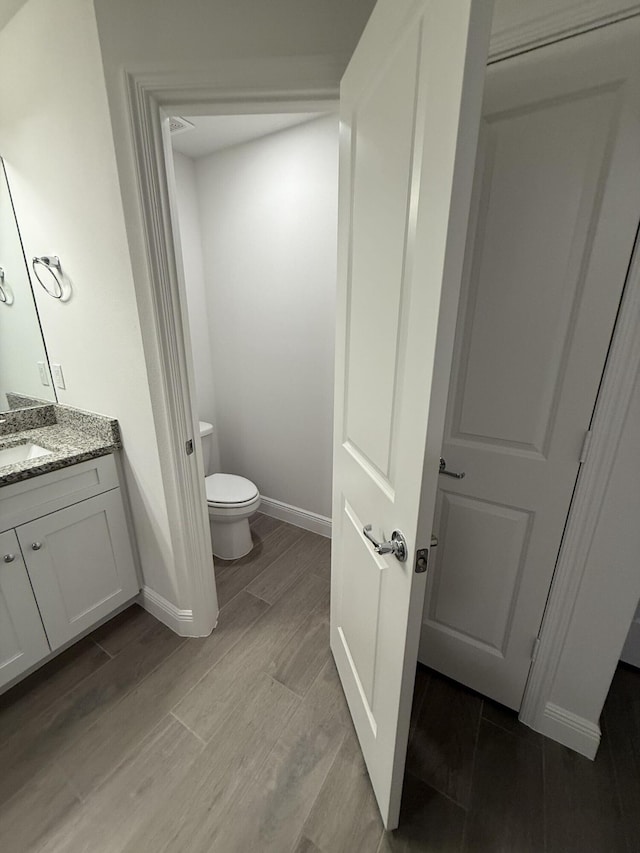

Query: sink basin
left=0, top=442, right=52, bottom=467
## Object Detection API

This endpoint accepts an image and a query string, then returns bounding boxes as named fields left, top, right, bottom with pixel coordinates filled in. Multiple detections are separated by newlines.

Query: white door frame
left=519, top=228, right=640, bottom=753
left=125, top=57, right=344, bottom=637
left=123, top=9, right=640, bottom=750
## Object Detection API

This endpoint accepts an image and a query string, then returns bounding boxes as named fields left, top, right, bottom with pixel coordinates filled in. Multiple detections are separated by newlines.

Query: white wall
left=93, top=0, right=376, bottom=75
left=171, top=151, right=220, bottom=473
left=199, top=116, right=338, bottom=516
left=0, top=0, right=180, bottom=606
left=174, top=116, right=338, bottom=517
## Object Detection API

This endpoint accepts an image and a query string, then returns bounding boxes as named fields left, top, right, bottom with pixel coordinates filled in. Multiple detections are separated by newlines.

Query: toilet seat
left=205, top=473, right=258, bottom=507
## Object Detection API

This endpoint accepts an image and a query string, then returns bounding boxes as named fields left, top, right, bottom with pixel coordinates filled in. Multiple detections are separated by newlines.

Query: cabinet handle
left=31, top=542, right=42, bottom=551
left=3, top=554, right=15, bottom=563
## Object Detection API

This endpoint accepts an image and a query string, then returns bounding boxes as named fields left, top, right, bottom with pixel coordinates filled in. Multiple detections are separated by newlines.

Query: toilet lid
left=205, top=473, right=258, bottom=505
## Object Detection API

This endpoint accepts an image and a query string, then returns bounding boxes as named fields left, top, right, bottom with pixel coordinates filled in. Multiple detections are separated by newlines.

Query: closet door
left=0, top=529, right=50, bottom=690
left=419, top=18, right=640, bottom=709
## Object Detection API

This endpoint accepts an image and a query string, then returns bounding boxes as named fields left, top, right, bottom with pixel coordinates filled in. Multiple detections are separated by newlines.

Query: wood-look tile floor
left=0, top=514, right=637, bottom=852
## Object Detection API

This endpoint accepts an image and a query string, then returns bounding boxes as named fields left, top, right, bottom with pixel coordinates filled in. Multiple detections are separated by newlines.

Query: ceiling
left=170, top=113, right=327, bottom=160
left=0, top=0, right=27, bottom=31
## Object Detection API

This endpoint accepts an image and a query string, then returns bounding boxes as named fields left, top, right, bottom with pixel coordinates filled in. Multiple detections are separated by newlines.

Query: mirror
left=0, top=157, right=56, bottom=411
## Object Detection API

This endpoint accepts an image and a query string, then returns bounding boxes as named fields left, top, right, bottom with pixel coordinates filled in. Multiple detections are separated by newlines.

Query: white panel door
left=0, top=529, right=50, bottom=690
left=17, top=490, right=139, bottom=650
left=419, top=19, right=640, bottom=709
left=331, top=0, right=492, bottom=829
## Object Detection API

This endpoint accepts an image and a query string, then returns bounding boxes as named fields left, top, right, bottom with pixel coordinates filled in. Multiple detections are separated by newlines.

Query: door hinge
left=185, top=438, right=194, bottom=456
left=531, top=637, right=541, bottom=662
left=579, top=429, right=592, bottom=464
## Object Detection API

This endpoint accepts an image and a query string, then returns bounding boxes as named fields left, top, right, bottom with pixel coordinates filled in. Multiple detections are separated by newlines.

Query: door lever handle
left=439, top=457, right=465, bottom=479
left=363, top=525, right=408, bottom=562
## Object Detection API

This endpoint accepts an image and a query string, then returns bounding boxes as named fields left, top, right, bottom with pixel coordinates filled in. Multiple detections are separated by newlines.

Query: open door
left=330, top=0, right=493, bottom=829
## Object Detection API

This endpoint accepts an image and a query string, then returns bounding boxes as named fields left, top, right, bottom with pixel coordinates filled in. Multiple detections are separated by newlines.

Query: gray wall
left=0, top=0, right=179, bottom=605
left=173, top=116, right=338, bottom=518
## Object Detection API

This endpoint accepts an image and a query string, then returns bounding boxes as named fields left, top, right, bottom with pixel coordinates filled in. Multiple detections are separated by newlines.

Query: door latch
left=415, top=548, right=429, bottom=573
left=185, top=438, right=194, bottom=456
left=415, top=535, right=438, bottom=574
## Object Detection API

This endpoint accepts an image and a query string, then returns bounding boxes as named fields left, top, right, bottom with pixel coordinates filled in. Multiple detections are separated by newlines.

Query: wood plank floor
left=0, top=514, right=637, bottom=852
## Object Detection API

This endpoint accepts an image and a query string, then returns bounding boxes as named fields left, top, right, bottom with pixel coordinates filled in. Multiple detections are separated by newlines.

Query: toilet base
left=210, top=516, right=254, bottom=560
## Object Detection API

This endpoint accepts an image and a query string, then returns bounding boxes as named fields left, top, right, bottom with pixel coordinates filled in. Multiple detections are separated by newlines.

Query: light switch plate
left=37, top=361, right=50, bottom=386
left=51, top=363, right=66, bottom=390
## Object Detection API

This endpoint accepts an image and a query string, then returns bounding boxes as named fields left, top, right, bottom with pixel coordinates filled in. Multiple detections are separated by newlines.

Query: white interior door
left=331, top=0, right=493, bottom=830
left=419, top=19, right=640, bottom=710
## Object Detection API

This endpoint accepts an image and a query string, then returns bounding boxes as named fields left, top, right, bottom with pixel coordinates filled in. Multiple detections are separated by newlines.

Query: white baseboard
left=620, top=619, right=640, bottom=668
left=535, top=702, right=601, bottom=759
left=138, top=585, right=196, bottom=637
left=259, top=496, right=332, bottom=538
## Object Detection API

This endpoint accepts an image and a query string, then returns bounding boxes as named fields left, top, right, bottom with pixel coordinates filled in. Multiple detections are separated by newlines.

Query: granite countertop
left=0, top=403, right=121, bottom=487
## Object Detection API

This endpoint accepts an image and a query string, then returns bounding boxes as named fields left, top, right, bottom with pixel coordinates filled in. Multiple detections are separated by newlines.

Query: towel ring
left=32, top=256, right=64, bottom=299
left=0, top=268, right=6, bottom=303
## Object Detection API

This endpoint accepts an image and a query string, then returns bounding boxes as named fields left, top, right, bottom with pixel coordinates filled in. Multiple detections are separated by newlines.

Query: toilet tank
left=198, top=421, right=214, bottom=474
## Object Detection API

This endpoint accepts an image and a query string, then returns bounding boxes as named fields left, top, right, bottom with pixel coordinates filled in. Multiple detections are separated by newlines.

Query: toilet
left=199, top=421, right=261, bottom=560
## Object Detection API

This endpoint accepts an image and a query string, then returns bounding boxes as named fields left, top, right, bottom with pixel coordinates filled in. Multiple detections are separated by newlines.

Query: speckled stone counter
left=5, top=391, right=52, bottom=410
left=0, top=404, right=121, bottom=486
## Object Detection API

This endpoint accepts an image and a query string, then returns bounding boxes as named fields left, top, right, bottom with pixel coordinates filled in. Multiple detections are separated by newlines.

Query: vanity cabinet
left=16, top=490, right=138, bottom=650
left=0, top=455, right=139, bottom=691
left=0, top=529, right=51, bottom=686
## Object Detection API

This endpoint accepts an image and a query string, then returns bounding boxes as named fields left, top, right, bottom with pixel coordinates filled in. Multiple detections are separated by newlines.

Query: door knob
left=3, top=554, right=15, bottom=563
left=31, top=542, right=42, bottom=551
left=439, top=457, right=465, bottom=479
left=363, top=525, right=408, bottom=562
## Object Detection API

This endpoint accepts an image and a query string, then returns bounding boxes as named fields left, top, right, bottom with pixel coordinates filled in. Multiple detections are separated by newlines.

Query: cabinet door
left=0, top=529, right=50, bottom=690
left=17, top=490, right=139, bottom=650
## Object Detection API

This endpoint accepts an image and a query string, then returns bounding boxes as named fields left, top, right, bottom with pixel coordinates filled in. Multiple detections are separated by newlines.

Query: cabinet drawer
left=0, top=455, right=118, bottom=532
left=0, top=529, right=50, bottom=690
left=17, top=489, right=139, bottom=651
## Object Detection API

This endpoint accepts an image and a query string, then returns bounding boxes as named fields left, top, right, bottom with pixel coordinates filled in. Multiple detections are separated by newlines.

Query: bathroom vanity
left=0, top=404, right=139, bottom=692
left=0, top=156, right=140, bottom=693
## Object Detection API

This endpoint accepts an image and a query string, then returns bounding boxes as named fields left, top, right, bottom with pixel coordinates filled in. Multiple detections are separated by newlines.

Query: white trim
left=489, top=1, right=640, bottom=63
left=258, top=497, right=332, bottom=538
left=534, top=703, right=601, bottom=759
left=125, top=59, right=341, bottom=639
left=520, top=229, right=640, bottom=742
left=138, top=585, right=197, bottom=637
left=126, top=75, right=217, bottom=639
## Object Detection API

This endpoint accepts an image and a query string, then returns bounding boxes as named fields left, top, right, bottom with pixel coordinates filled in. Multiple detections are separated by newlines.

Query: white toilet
left=199, top=421, right=261, bottom=560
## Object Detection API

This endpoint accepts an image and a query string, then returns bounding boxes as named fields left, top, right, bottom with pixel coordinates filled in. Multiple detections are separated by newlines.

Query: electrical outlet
left=51, top=363, right=66, bottom=390
left=37, top=362, right=50, bottom=386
